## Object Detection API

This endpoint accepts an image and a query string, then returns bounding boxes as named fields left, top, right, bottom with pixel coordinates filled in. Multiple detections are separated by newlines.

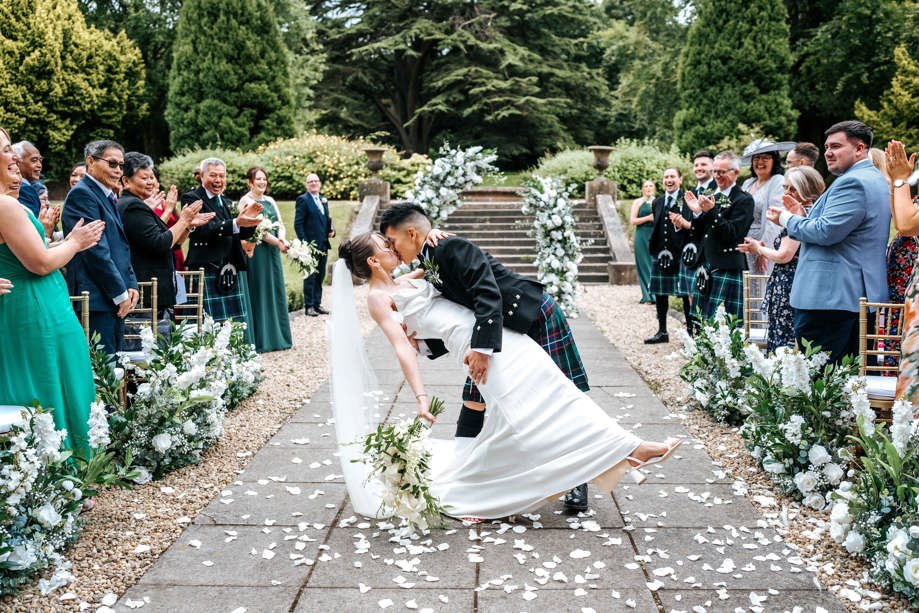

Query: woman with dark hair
left=239, top=166, right=292, bottom=352
left=68, top=163, right=87, bottom=189
left=117, top=152, right=213, bottom=316
left=741, top=139, right=794, bottom=275
left=329, top=231, right=681, bottom=521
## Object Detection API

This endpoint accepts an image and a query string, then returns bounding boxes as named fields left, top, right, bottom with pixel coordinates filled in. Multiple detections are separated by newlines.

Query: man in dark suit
left=644, top=167, right=692, bottom=344
left=294, top=173, right=334, bottom=316
left=12, top=141, right=42, bottom=216
left=381, top=203, right=592, bottom=513
left=62, top=140, right=139, bottom=353
left=182, top=158, right=261, bottom=343
left=693, top=151, right=755, bottom=321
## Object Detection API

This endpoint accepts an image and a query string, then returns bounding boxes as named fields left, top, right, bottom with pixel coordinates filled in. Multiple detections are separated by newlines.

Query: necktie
left=107, top=193, right=117, bottom=207
left=107, top=193, right=123, bottom=225
left=313, top=194, right=324, bottom=217
left=666, top=194, right=673, bottom=209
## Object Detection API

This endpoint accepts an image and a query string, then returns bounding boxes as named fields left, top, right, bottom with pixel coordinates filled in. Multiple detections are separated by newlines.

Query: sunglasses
left=92, top=155, right=124, bottom=170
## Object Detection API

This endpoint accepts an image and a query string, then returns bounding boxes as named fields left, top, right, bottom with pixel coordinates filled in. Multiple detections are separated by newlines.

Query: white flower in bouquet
left=802, top=493, right=827, bottom=511
left=6, top=544, right=38, bottom=571
left=249, top=216, right=279, bottom=245
left=763, top=460, right=786, bottom=474
left=33, top=503, right=62, bottom=530
left=830, top=501, right=852, bottom=525
left=87, top=400, right=111, bottom=449
left=903, top=558, right=919, bottom=587
left=808, top=444, right=832, bottom=466
left=793, top=470, right=819, bottom=494
left=843, top=530, right=866, bottom=554
left=32, top=412, right=66, bottom=464
left=845, top=377, right=875, bottom=436
left=152, top=432, right=173, bottom=454
left=744, top=344, right=774, bottom=379
left=829, top=520, right=849, bottom=543
left=823, top=462, right=845, bottom=485
left=182, top=420, right=198, bottom=436
left=888, top=526, right=911, bottom=560
left=286, top=239, right=320, bottom=277
left=890, top=398, right=916, bottom=457
left=779, top=415, right=806, bottom=446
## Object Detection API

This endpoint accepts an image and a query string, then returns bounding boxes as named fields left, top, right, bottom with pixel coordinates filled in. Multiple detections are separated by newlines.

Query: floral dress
left=896, top=198, right=919, bottom=401
left=761, top=230, right=798, bottom=353
left=884, top=235, right=919, bottom=366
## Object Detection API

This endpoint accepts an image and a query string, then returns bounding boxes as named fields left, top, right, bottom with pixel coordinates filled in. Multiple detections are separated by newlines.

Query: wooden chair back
left=69, top=291, right=90, bottom=343
left=123, top=278, right=158, bottom=345
left=175, top=269, right=206, bottom=333
left=742, top=271, right=770, bottom=347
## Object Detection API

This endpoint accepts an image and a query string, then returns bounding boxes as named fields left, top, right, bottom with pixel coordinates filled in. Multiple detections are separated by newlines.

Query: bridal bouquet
left=358, top=397, right=447, bottom=532
left=286, top=239, right=320, bottom=277
left=249, top=217, right=279, bottom=245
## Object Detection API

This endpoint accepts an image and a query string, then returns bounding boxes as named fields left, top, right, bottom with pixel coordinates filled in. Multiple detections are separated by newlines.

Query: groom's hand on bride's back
left=425, top=228, right=454, bottom=247
left=464, top=350, right=490, bottom=385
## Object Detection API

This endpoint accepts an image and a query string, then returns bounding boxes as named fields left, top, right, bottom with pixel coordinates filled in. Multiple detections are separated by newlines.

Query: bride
left=330, top=231, right=680, bottom=521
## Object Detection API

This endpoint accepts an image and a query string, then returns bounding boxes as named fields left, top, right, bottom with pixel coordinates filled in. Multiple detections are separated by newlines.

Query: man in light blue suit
left=768, top=121, right=890, bottom=364
left=62, top=140, right=139, bottom=354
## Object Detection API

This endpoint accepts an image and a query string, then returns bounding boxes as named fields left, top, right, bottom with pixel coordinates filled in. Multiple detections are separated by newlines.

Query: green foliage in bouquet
left=359, top=397, right=447, bottom=533
left=678, top=306, right=751, bottom=425
left=739, top=341, right=857, bottom=509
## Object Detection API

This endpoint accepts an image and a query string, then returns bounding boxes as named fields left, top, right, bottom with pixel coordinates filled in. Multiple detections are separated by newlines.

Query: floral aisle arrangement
left=0, top=406, right=82, bottom=595
left=678, top=306, right=752, bottom=424
left=829, top=399, right=919, bottom=606
left=521, top=176, right=583, bottom=315
left=286, top=238, right=321, bottom=277
left=359, top=397, right=447, bottom=534
left=739, top=342, right=858, bottom=509
left=405, top=143, right=499, bottom=225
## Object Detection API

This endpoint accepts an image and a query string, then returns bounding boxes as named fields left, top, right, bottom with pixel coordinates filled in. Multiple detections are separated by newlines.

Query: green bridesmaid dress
left=245, top=198, right=292, bottom=353
left=634, top=199, right=655, bottom=303
left=0, top=209, right=95, bottom=458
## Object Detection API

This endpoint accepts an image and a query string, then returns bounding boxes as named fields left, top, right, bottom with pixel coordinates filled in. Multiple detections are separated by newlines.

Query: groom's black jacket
left=419, top=237, right=543, bottom=357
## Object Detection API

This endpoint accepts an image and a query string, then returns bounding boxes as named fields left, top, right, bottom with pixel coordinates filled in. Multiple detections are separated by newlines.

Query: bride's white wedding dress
left=328, top=261, right=643, bottom=521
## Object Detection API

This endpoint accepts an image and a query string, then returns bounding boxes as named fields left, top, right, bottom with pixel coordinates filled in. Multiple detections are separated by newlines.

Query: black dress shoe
left=563, top=483, right=589, bottom=512
left=644, top=331, right=669, bottom=344
left=315, top=306, right=330, bottom=315
left=305, top=307, right=320, bottom=317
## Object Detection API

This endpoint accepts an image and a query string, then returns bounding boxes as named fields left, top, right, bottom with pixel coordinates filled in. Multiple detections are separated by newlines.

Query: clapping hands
left=0, top=278, right=12, bottom=296
left=684, top=191, right=702, bottom=215
left=179, top=200, right=216, bottom=227
left=65, top=218, right=105, bottom=251
left=697, top=193, right=715, bottom=213
left=236, top=199, right=263, bottom=228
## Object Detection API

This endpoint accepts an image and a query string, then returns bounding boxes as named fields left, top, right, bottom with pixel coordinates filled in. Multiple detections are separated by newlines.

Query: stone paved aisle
left=115, top=318, right=844, bottom=613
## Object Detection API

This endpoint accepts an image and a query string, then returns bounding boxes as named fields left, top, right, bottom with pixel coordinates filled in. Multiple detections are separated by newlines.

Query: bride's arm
left=367, top=292, right=437, bottom=424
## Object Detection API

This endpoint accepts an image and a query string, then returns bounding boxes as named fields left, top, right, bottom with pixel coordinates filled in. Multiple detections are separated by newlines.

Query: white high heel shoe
left=625, top=438, right=683, bottom=485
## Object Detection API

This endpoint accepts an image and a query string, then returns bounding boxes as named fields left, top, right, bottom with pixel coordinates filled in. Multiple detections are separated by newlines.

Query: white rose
left=829, top=521, right=849, bottom=543
left=152, top=433, right=173, bottom=454
left=34, top=503, right=62, bottom=529
left=794, top=470, right=819, bottom=494
left=888, top=528, right=911, bottom=559
left=822, top=462, right=844, bottom=485
left=131, top=467, right=152, bottom=485
left=61, top=480, right=74, bottom=491
left=5, top=544, right=37, bottom=570
left=830, top=502, right=851, bottom=525
left=802, top=493, right=826, bottom=511
left=808, top=445, right=832, bottom=466
left=843, top=531, right=866, bottom=554
left=182, top=420, right=198, bottom=436
left=903, top=558, right=919, bottom=587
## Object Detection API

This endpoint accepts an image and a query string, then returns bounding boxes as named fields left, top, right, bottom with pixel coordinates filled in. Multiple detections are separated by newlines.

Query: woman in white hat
left=741, top=139, right=795, bottom=276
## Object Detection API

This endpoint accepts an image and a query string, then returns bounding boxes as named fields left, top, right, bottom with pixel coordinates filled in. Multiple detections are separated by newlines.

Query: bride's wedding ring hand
left=464, top=350, right=490, bottom=385
left=425, top=228, right=454, bottom=247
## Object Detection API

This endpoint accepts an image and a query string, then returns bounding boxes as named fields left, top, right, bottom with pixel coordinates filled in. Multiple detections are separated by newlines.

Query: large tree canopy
left=674, top=0, right=797, bottom=152
left=166, top=0, right=295, bottom=151
left=0, top=0, right=145, bottom=176
left=309, top=0, right=612, bottom=167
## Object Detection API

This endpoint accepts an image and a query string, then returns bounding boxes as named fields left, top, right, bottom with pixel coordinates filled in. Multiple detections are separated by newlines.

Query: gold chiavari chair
left=175, top=269, right=206, bottom=333
left=122, top=278, right=158, bottom=363
left=69, top=290, right=90, bottom=343
left=858, top=297, right=906, bottom=422
left=742, top=271, right=770, bottom=348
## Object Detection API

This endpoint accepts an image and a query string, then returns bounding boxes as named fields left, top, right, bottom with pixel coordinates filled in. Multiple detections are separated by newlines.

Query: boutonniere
left=421, top=256, right=442, bottom=286
left=714, top=193, right=732, bottom=209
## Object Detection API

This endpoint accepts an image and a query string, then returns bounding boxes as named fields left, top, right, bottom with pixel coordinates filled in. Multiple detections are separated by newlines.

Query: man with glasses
left=294, top=173, right=334, bottom=316
left=62, top=140, right=139, bottom=353
left=11, top=141, right=43, bottom=216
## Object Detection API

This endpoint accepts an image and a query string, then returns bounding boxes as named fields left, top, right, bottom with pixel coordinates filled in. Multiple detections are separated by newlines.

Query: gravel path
left=579, top=284, right=909, bottom=612
left=0, top=287, right=371, bottom=613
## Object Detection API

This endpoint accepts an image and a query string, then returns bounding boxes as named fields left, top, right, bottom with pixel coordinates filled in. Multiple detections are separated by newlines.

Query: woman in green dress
left=240, top=167, right=293, bottom=353
left=0, top=127, right=105, bottom=458
left=630, top=180, right=657, bottom=304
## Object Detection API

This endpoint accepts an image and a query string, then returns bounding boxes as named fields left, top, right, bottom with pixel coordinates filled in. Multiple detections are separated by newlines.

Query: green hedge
left=157, top=133, right=430, bottom=200
left=530, top=140, right=691, bottom=199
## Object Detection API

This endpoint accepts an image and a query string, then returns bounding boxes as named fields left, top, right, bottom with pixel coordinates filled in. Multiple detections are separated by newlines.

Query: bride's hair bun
left=338, top=233, right=376, bottom=280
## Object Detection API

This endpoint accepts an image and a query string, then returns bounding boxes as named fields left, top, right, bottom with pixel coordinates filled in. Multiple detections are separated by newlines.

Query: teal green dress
left=246, top=198, right=292, bottom=353
left=634, top=199, right=655, bottom=303
left=0, top=208, right=95, bottom=458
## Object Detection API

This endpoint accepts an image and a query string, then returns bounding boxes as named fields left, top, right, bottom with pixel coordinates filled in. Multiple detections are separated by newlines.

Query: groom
left=381, top=203, right=592, bottom=512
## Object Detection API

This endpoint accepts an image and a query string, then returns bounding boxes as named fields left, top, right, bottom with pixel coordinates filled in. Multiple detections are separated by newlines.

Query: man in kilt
left=380, top=203, right=591, bottom=513
left=692, top=151, right=754, bottom=320
left=183, top=158, right=262, bottom=344
left=645, top=167, right=693, bottom=344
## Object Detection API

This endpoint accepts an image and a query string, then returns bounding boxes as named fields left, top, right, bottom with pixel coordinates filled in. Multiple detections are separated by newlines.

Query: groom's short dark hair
left=380, top=203, right=431, bottom=234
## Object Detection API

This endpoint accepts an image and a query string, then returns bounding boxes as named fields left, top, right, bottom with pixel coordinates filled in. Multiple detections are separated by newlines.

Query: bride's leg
left=592, top=439, right=682, bottom=491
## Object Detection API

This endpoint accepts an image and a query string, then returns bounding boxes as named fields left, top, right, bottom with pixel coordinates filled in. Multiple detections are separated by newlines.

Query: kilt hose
left=650, top=259, right=687, bottom=298
left=203, top=269, right=256, bottom=345
left=698, top=269, right=744, bottom=322
left=462, top=292, right=589, bottom=404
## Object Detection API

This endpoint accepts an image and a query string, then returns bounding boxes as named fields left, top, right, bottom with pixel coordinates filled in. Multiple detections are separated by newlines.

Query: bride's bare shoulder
left=366, top=287, right=394, bottom=308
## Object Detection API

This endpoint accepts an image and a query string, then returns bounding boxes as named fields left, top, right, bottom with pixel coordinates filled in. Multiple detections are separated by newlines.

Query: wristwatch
left=894, top=179, right=908, bottom=188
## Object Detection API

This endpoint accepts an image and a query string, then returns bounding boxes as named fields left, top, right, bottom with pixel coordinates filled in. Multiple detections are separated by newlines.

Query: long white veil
left=327, top=259, right=387, bottom=517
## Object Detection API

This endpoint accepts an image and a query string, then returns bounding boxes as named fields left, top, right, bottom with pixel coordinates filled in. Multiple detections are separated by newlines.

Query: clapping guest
left=239, top=167, right=292, bottom=353
left=741, top=139, right=793, bottom=275
left=149, top=176, right=186, bottom=272
left=786, top=142, right=820, bottom=168
left=0, top=126, right=106, bottom=458
left=629, top=180, right=656, bottom=304
left=738, top=167, right=825, bottom=352
left=117, top=152, right=214, bottom=317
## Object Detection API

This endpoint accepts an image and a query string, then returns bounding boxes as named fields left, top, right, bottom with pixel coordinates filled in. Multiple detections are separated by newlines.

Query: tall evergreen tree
left=857, top=46, right=919, bottom=152
left=673, top=0, right=797, bottom=152
left=0, top=0, right=145, bottom=176
left=166, top=0, right=294, bottom=151
left=310, top=0, right=612, bottom=166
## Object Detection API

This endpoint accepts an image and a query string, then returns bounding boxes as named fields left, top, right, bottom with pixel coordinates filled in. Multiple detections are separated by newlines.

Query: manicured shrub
left=156, top=149, right=260, bottom=196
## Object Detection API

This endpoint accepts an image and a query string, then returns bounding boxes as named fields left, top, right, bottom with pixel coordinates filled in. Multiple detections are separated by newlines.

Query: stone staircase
left=439, top=187, right=612, bottom=283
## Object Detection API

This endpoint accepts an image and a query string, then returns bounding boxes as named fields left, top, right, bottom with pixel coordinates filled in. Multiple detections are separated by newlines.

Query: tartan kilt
left=698, top=269, right=744, bottom=321
left=649, top=258, right=687, bottom=297
left=203, top=269, right=256, bottom=344
left=679, top=261, right=700, bottom=300
left=463, top=292, right=589, bottom=403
